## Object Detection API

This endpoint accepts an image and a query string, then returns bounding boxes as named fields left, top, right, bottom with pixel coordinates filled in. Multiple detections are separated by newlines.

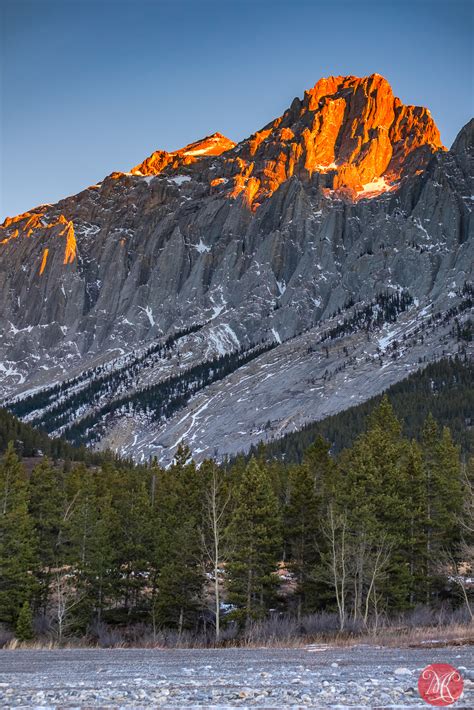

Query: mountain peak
left=223, top=73, right=445, bottom=207
left=117, top=75, right=444, bottom=207
left=131, top=132, right=236, bottom=176
left=180, top=132, right=236, bottom=157
left=303, top=73, right=393, bottom=108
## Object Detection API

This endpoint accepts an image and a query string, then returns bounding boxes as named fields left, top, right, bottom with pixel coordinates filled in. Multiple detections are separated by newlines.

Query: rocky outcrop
left=130, top=132, right=236, bottom=176
left=219, top=74, right=445, bottom=208
left=0, top=75, right=471, bottom=461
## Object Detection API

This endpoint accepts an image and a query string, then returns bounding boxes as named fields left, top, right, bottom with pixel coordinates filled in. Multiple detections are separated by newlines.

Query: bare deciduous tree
left=50, top=571, right=84, bottom=642
left=318, top=505, right=393, bottom=631
left=200, top=464, right=231, bottom=642
left=319, top=504, right=348, bottom=631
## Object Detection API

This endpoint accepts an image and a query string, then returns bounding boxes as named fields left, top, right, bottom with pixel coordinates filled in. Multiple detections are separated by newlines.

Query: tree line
left=1, top=397, right=472, bottom=644
left=255, top=356, right=473, bottom=462
left=9, top=321, right=206, bottom=421
left=8, top=341, right=276, bottom=447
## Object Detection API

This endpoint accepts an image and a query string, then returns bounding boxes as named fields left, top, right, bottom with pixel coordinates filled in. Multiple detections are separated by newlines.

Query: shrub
left=15, top=601, right=34, bottom=641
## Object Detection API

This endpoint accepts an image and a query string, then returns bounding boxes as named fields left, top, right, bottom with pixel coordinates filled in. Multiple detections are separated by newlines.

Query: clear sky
left=1, top=0, right=473, bottom=219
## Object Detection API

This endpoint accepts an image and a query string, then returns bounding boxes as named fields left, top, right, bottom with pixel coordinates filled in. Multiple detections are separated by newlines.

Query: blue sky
left=1, top=0, right=472, bottom=219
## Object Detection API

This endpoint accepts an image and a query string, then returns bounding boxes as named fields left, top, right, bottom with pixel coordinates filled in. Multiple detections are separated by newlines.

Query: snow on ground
left=183, top=148, right=211, bottom=156
left=314, top=162, right=338, bottom=171
left=357, top=176, right=396, bottom=197
left=0, top=646, right=471, bottom=708
left=206, top=324, right=240, bottom=357
left=193, top=239, right=211, bottom=254
left=137, top=305, right=155, bottom=327
left=0, top=362, right=25, bottom=385
left=172, top=395, right=217, bottom=450
left=169, top=175, right=191, bottom=185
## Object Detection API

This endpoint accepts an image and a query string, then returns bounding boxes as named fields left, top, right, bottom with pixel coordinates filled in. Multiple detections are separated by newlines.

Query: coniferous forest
left=0, top=365, right=473, bottom=646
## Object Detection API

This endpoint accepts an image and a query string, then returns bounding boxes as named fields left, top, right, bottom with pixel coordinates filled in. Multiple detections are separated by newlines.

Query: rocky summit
left=0, top=74, right=472, bottom=463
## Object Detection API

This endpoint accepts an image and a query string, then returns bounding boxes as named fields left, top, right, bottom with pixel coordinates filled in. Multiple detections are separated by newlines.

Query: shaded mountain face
left=0, top=75, right=472, bottom=463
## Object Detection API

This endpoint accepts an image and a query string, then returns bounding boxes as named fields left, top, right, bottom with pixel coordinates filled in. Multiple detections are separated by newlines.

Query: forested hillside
left=2, top=356, right=472, bottom=465
left=253, top=356, right=473, bottom=462
left=0, top=407, right=108, bottom=464
left=0, top=397, right=472, bottom=645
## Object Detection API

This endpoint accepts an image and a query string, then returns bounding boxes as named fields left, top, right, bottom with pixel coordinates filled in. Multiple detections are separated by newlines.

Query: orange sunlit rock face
left=39, top=248, right=49, bottom=275
left=100, top=76, right=443, bottom=209
left=0, top=210, right=77, bottom=272
left=61, top=220, right=76, bottom=264
left=0, top=74, right=446, bottom=257
left=210, top=177, right=227, bottom=187
left=131, top=132, right=237, bottom=176
left=220, top=74, right=444, bottom=207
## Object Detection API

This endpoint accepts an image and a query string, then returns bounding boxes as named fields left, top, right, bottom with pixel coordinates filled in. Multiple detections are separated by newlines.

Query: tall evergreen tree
left=404, top=440, right=429, bottom=604
left=0, top=443, right=37, bottom=624
left=336, top=397, right=411, bottom=616
left=285, top=464, right=321, bottom=616
left=152, top=446, right=205, bottom=633
left=15, top=600, right=34, bottom=641
left=29, top=459, right=65, bottom=611
left=67, top=468, right=115, bottom=627
left=226, top=458, right=282, bottom=625
left=109, top=466, right=154, bottom=617
left=421, top=418, right=463, bottom=599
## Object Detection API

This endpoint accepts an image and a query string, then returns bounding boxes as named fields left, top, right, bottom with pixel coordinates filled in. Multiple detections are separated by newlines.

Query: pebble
left=394, top=666, right=413, bottom=675
left=0, top=647, right=472, bottom=707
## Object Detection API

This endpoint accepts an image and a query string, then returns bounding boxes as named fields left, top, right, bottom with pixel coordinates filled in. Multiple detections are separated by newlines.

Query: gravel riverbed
left=0, top=645, right=472, bottom=708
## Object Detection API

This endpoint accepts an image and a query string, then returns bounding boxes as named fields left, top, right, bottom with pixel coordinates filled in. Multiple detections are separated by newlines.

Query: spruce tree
left=152, top=452, right=205, bottom=633
left=336, top=397, right=411, bottom=615
left=67, top=468, right=115, bottom=627
left=285, top=463, right=321, bottom=616
left=226, top=458, right=282, bottom=625
left=29, top=459, right=64, bottom=611
left=421, top=418, right=463, bottom=599
left=303, top=435, right=336, bottom=497
left=404, top=440, right=429, bottom=604
left=15, top=600, right=34, bottom=641
left=0, top=443, right=37, bottom=625
left=109, top=467, right=153, bottom=617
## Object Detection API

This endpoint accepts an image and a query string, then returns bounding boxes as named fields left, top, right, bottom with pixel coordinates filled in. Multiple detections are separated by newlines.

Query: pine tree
left=336, top=397, right=411, bottom=616
left=109, top=467, right=153, bottom=617
left=29, top=459, right=65, bottom=611
left=404, top=440, right=429, bottom=604
left=303, top=435, right=336, bottom=496
left=285, top=463, right=321, bottom=616
left=67, top=467, right=115, bottom=627
left=0, top=443, right=38, bottom=625
left=152, top=452, right=205, bottom=633
left=226, top=458, right=282, bottom=625
left=15, top=600, right=34, bottom=641
left=421, top=418, right=463, bottom=599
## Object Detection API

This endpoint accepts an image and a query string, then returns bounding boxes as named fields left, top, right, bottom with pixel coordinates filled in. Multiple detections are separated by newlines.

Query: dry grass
left=3, top=611, right=472, bottom=651
left=4, top=625, right=473, bottom=651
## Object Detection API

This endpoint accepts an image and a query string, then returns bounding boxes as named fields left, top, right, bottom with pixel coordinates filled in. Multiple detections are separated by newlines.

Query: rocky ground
left=0, top=645, right=472, bottom=708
